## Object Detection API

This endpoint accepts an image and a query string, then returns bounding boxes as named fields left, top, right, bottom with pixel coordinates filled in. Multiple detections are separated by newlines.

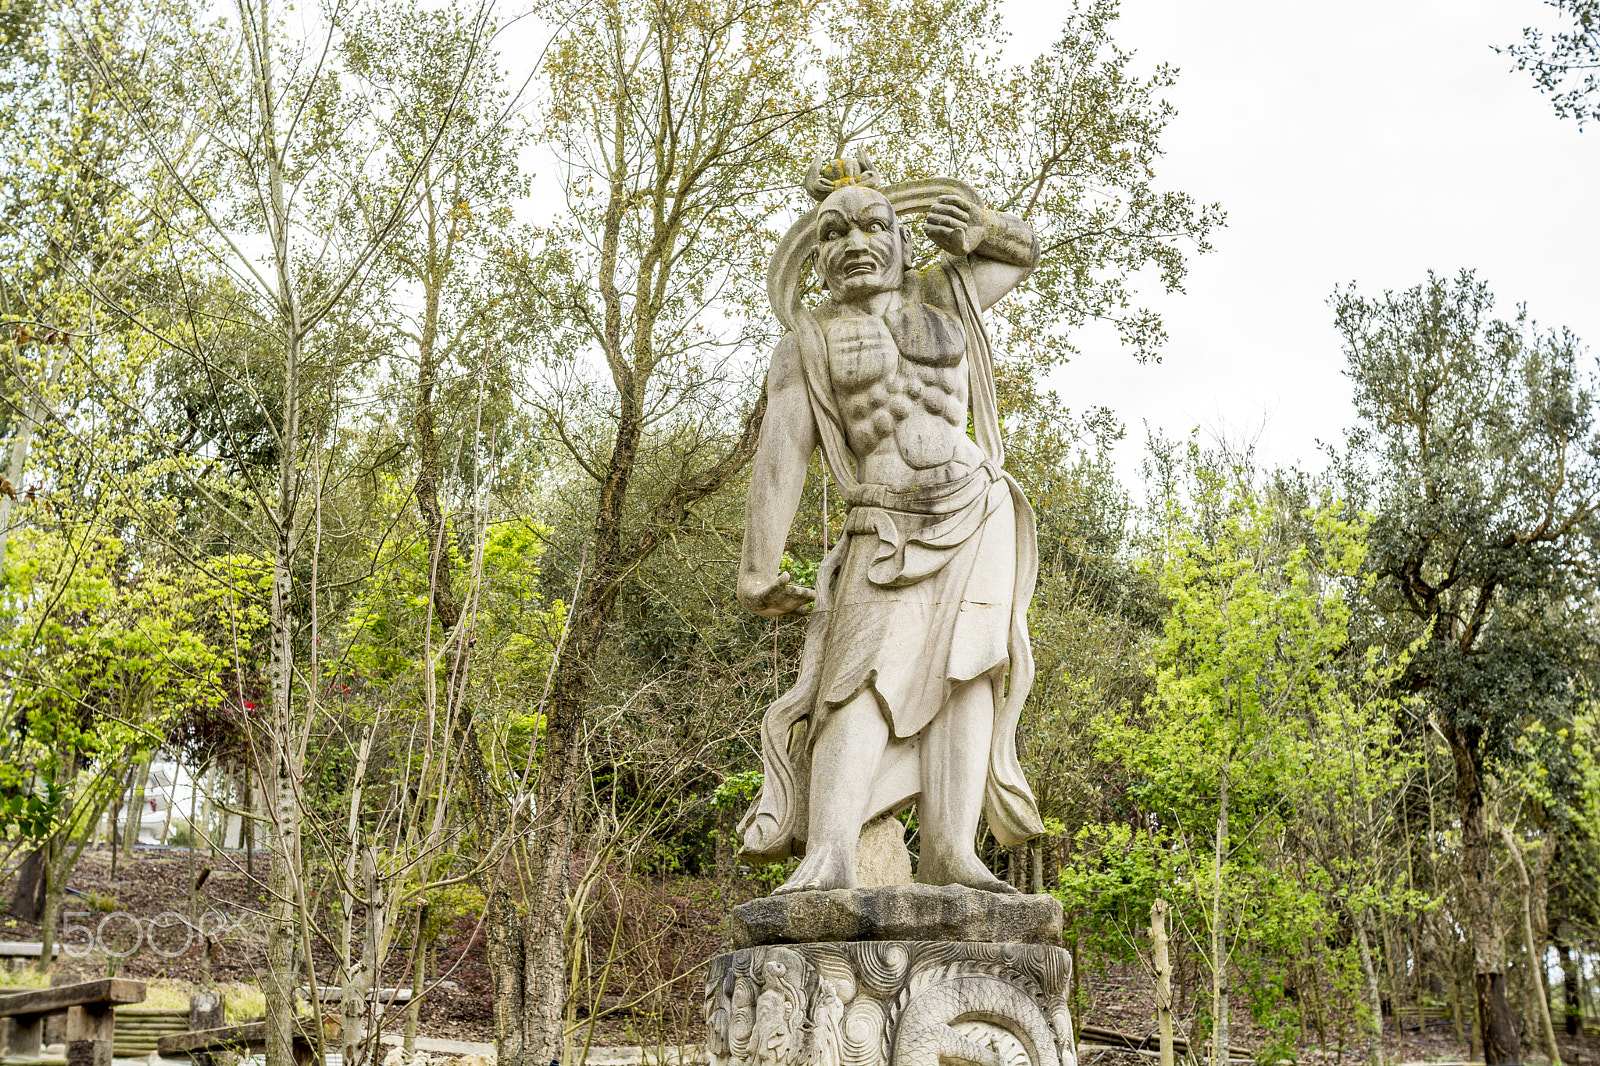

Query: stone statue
left=736, top=150, right=1046, bottom=894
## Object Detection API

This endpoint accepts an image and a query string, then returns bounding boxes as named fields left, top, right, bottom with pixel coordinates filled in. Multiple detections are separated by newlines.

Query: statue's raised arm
left=735, top=150, right=1045, bottom=896
left=923, top=193, right=1039, bottom=309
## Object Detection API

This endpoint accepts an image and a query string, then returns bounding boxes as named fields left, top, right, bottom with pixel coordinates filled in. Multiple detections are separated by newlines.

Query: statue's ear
left=899, top=219, right=915, bottom=269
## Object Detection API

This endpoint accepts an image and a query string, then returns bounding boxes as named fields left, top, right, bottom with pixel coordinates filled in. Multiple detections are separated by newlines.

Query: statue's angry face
left=815, top=186, right=912, bottom=302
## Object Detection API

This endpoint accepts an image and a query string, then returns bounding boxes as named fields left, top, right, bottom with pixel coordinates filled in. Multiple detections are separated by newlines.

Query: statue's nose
left=843, top=227, right=869, bottom=250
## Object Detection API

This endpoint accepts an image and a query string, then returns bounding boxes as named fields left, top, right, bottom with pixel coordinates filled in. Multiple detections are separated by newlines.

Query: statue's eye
left=822, top=228, right=841, bottom=241
left=867, top=220, right=886, bottom=232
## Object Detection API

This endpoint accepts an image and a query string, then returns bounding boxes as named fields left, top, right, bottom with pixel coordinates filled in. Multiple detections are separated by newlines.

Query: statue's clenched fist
left=924, top=194, right=991, bottom=257
left=737, top=569, right=816, bottom=617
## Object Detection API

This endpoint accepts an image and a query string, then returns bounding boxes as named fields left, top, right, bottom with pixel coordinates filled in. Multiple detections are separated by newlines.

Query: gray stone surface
left=730, top=884, right=1062, bottom=948
left=578, top=1045, right=706, bottom=1066
left=853, top=814, right=913, bottom=888
left=377, top=1033, right=498, bottom=1058
left=705, top=940, right=1076, bottom=1066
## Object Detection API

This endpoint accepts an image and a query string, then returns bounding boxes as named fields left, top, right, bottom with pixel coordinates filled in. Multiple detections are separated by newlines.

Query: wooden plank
left=5, top=1015, right=43, bottom=1057
left=0, top=945, right=57, bottom=958
left=113, top=1007, right=187, bottom=1055
left=1077, top=1024, right=1250, bottom=1059
left=65, top=1005, right=114, bottom=1066
left=0, top=982, right=145, bottom=1019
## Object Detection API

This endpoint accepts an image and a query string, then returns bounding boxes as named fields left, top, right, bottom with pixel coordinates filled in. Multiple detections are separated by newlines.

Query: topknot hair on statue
left=803, top=147, right=880, bottom=202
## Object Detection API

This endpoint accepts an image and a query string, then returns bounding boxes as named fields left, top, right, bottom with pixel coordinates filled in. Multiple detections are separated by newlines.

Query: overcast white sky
left=1002, top=0, right=1600, bottom=489
left=498, top=1, right=1597, bottom=492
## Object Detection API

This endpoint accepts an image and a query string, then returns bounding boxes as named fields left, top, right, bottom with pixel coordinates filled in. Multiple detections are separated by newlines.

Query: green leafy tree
left=64, top=0, right=510, bottom=1058
left=1334, top=269, right=1600, bottom=1065
left=867, top=0, right=1223, bottom=364
left=0, top=523, right=260, bottom=967
left=1060, top=453, right=1413, bottom=1065
left=0, top=0, right=202, bottom=568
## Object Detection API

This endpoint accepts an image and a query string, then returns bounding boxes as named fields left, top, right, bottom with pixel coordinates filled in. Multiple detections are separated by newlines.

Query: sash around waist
left=841, top=459, right=1002, bottom=516
left=840, top=460, right=1004, bottom=587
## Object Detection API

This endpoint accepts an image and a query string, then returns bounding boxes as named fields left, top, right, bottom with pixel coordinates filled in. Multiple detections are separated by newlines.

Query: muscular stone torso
left=824, top=296, right=983, bottom=490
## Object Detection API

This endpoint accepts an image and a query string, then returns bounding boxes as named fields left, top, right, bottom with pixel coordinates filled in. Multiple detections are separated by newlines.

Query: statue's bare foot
left=773, top=844, right=855, bottom=894
left=918, top=852, right=1021, bottom=895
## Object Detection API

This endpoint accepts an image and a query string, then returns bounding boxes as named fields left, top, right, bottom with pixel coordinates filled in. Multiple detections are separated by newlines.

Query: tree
left=1506, top=1, right=1600, bottom=127
left=0, top=522, right=256, bottom=969
left=496, top=0, right=840, bottom=1055
left=1065, top=449, right=1396, bottom=1066
left=63, top=0, right=510, bottom=1060
left=1334, top=269, right=1600, bottom=1064
left=0, top=0, right=200, bottom=569
left=872, top=0, right=1224, bottom=364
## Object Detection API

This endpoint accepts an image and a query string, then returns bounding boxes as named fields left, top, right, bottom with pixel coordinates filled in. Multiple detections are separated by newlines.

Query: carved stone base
left=730, top=885, right=1064, bottom=949
left=704, top=940, right=1077, bottom=1066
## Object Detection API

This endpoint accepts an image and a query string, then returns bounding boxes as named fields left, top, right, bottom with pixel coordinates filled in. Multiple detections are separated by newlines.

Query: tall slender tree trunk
left=403, top=905, right=427, bottom=1062
left=340, top=738, right=376, bottom=1066
left=1501, top=827, right=1561, bottom=1066
left=1355, top=908, right=1386, bottom=1066
left=408, top=230, right=530, bottom=1066
left=1151, top=899, right=1175, bottom=1066
left=518, top=603, right=613, bottom=1066
left=1555, top=941, right=1580, bottom=1037
left=501, top=213, right=654, bottom=1060
left=264, top=713, right=302, bottom=1066
left=262, top=305, right=306, bottom=1066
left=35, top=836, right=65, bottom=976
left=261, top=282, right=306, bottom=1066
left=356, top=849, right=385, bottom=1066
left=1211, top=776, right=1229, bottom=1066
left=124, top=757, right=151, bottom=856
left=253, top=0, right=309, bottom=1052
left=1446, top=726, right=1521, bottom=1065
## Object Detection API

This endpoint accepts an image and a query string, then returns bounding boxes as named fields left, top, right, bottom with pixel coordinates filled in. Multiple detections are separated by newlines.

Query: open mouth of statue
left=841, top=259, right=877, bottom=277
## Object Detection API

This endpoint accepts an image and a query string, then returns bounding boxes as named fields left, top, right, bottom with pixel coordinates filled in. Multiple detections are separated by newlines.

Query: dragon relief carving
left=705, top=943, right=1076, bottom=1066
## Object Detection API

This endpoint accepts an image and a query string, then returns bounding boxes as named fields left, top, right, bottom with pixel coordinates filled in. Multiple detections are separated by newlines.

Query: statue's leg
left=774, top=688, right=887, bottom=894
left=915, top=672, right=1017, bottom=893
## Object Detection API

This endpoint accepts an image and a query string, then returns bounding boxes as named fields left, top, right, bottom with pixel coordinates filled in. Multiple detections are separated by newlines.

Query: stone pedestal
left=705, top=887, right=1077, bottom=1066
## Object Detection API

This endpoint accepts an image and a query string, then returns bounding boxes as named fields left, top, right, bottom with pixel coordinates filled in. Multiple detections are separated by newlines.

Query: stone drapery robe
left=737, top=253, right=1045, bottom=862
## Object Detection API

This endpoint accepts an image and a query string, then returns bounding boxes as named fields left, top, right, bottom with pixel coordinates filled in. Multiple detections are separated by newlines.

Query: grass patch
left=84, top=892, right=118, bottom=913
left=139, top=979, right=272, bottom=1022
left=141, top=982, right=193, bottom=1011
left=221, top=982, right=268, bottom=1022
left=0, top=970, right=50, bottom=989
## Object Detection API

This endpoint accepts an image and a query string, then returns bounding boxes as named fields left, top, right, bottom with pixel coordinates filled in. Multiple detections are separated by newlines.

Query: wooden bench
left=0, top=945, right=59, bottom=973
left=158, top=1021, right=316, bottom=1066
left=0, top=978, right=145, bottom=1066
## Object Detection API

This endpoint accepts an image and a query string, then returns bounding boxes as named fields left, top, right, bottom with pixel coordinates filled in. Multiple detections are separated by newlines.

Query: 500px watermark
left=59, top=909, right=248, bottom=959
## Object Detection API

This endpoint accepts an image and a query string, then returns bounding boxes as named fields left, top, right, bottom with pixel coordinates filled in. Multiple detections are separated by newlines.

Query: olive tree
left=1335, top=268, right=1600, bottom=1064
